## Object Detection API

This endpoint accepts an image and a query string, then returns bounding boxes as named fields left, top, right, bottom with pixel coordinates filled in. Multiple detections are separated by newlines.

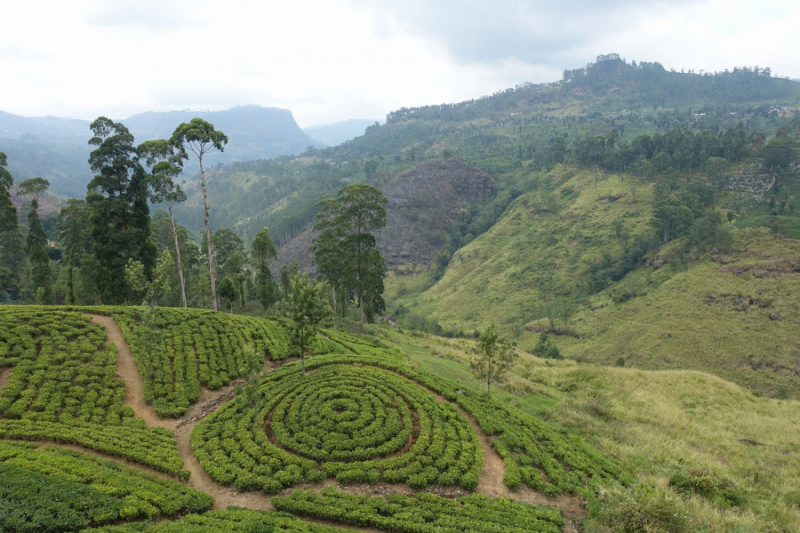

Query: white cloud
left=0, top=0, right=798, bottom=127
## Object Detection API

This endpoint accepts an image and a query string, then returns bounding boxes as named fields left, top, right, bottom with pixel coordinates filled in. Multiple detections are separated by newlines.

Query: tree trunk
left=168, top=203, right=187, bottom=308
left=200, top=157, right=219, bottom=311
left=357, top=227, right=363, bottom=334
left=331, top=285, right=337, bottom=326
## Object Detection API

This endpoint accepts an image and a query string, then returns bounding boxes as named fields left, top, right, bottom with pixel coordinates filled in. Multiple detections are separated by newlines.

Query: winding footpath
left=81, top=314, right=581, bottom=532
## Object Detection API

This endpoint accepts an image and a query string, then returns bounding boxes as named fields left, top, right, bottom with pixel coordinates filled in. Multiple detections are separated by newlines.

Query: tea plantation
left=0, top=306, right=622, bottom=532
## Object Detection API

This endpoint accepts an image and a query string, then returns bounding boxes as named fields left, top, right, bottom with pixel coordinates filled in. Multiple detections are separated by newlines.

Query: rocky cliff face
left=274, top=160, right=492, bottom=274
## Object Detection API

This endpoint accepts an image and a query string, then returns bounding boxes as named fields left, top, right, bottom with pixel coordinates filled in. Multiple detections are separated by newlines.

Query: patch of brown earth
left=0, top=367, right=12, bottom=393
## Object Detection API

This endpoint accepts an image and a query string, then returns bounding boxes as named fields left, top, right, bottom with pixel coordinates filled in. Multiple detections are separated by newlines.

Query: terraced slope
left=0, top=305, right=619, bottom=533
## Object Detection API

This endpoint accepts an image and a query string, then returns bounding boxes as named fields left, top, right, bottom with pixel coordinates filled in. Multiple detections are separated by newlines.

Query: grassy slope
left=375, top=326, right=800, bottom=532
left=558, top=227, right=800, bottom=398
left=390, top=165, right=654, bottom=338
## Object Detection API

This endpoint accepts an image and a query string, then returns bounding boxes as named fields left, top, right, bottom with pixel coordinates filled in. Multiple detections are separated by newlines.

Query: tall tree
left=279, top=273, right=332, bottom=376
left=170, top=119, right=228, bottom=311
left=0, top=154, right=25, bottom=300
left=139, top=140, right=189, bottom=307
left=251, top=227, right=278, bottom=312
left=470, top=322, right=517, bottom=398
left=335, top=184, right=387, bottom=333
left=87, top=117, right=155, bottom=304
left=311, top=198, right=348, bottom=322
left=19, top=178, right=52, bottom=303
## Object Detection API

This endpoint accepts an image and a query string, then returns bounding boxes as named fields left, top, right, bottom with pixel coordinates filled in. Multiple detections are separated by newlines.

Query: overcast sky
left=2, top=0, right=798, bottom=128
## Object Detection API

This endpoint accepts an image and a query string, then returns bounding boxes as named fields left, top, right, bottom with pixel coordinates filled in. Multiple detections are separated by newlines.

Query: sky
left=2, top=0, right=799, bottom=128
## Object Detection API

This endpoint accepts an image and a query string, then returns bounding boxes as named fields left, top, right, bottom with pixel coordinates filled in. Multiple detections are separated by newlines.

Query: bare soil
left=0, top=367, right=12, bottom=393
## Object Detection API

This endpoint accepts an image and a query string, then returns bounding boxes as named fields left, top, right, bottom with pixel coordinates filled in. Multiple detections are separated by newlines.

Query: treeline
left=562, top=55, right=798, bottom=106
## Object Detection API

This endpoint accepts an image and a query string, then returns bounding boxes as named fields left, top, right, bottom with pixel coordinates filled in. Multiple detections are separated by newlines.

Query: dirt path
left=85, top=314, right=175, bottom=431
left=0, top=367, right=12, bottom=393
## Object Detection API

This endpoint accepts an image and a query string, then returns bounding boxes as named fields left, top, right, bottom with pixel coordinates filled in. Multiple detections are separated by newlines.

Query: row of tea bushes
left=0, top=419, right=187, bottom=478
left=273, top=488, right=565, bottom=533
left=84, top=509, right=356, bottom=532
left=283, top=354, right=622, bottom=495
left=0, top=440, right=212, bottom=532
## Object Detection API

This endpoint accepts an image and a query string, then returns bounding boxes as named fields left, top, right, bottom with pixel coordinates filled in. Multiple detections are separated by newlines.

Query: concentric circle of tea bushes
left=192, top=364, right=482, bottom=492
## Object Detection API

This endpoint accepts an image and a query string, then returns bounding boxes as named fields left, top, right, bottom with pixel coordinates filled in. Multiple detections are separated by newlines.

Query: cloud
left=84, top=0, right=209, bottom=33
left=350, top=0, right=707, bottom=67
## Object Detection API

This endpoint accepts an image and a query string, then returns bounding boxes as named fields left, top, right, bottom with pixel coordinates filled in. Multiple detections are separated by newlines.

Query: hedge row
left=294, top=354, right=622, bottom=495
left=273, top=488, right=565, bottom=533
left=0, top=419, right=187, bottom=478
left=0, top=440, right=212, bottom=532
left=84, top=509, right=356, bottom=532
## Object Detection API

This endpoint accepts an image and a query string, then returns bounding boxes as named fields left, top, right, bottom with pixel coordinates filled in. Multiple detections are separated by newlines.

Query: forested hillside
left=171, top=55, right=799, bottom=243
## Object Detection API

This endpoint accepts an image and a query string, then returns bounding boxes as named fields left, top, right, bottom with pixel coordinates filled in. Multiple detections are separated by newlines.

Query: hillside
left=378, top=327, right=800, bottom=532
left=0, top=105, right=320, bottom=198
left=169, top=56, right=800, bottom=248
left=273, top=160, right=494, bottom=273
left=0, top=306, right=624, bottom=532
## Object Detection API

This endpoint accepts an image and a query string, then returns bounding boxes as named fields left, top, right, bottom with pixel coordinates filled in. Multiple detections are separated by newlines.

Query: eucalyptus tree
left=19, top=177, right=52, bottom=303
left=170, top=119, right=228, bottom=311
left=139, top=140, right=189, bottom=307
left=470, top=322, right=517, bottom=398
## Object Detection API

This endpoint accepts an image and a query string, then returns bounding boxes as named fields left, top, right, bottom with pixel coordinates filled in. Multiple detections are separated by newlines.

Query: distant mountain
left=0, top=105, right=320, bottom=198
left=303, top=119, right=381, bottom=146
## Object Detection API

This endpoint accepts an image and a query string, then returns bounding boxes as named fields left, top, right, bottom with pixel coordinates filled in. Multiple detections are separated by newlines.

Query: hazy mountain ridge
left=303, top=119, right=381, bottom=146
left=0, top=105, right=321, bottom=198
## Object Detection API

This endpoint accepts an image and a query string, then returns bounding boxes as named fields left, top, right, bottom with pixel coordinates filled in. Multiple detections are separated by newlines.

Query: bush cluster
left=273, top=487, right=565, bottom=533
left=0, top=440, right=212, bottom=532
left=193, top=363, right=482, bottom=492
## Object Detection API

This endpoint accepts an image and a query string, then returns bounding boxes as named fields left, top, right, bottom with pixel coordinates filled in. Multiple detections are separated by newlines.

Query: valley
left=2, top=52, right=800, bottom=532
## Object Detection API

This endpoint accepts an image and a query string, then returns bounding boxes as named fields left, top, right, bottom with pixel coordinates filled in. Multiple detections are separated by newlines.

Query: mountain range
left=0, top=105, right=323, bottom=197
